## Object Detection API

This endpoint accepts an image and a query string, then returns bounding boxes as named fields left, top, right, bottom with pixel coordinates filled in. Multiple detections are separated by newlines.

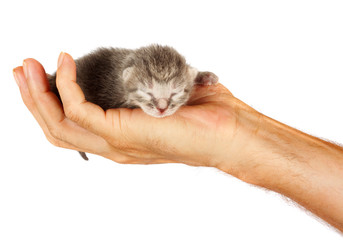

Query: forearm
left=220, top=99, right=343, bottom=231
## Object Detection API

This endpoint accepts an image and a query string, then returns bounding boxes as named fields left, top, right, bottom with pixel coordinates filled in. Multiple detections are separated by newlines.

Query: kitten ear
left=122, top=67, right=135, bottom=82
left=187, top=67, right=198, bottom=81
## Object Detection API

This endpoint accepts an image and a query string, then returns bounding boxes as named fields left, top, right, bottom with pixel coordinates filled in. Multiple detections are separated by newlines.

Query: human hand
left=13, top=53, right=343, bottom=232
left=13, top=53, right=257, bottom=178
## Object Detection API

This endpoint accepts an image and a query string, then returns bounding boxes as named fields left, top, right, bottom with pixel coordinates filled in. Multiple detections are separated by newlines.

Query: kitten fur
left=48, top=44, right=218, bottom=160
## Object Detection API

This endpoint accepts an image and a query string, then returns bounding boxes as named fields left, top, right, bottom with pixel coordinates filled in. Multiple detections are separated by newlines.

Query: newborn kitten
left=48, top=44, right=218, bottom=160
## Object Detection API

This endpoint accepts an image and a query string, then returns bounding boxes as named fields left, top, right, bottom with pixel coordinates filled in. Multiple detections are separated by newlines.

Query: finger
left=56, top=52, right=110, bottom=138
left=102, top=149, right=176, bottom=165
left=188, top=83, right=233, bottom=105
left=14, top=66, right=77, bottom=150
left=23, top=58, right=109, bottom=155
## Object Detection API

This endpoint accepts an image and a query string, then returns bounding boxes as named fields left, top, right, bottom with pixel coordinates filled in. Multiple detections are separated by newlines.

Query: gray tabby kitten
left=48, top=45, right=218, bottom=160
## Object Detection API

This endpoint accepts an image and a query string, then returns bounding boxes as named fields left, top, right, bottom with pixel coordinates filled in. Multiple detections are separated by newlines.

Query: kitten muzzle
left=156, top=99, right=168, bottom=113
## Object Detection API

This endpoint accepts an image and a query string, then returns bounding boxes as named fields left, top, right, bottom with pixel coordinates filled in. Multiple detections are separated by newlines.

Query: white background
left=1, top=0, right=342, bottom=239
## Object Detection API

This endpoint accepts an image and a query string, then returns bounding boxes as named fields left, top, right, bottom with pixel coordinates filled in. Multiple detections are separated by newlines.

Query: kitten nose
left=156, top=99, right=168, bottom=113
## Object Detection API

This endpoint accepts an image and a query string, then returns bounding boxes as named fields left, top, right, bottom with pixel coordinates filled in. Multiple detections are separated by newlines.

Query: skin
left=13, top=52, right=343, bottom=232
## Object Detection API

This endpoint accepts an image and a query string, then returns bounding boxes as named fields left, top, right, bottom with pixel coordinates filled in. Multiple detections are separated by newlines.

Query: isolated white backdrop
left=1, top=0, right=342, bottom=239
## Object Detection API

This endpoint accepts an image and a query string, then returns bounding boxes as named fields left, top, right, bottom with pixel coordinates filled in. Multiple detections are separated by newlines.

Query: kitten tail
left=78, top=151, right=89, bottom=160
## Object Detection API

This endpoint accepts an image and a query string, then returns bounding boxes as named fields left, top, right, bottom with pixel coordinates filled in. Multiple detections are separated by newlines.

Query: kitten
left=48, top=44, right=218, bottom=160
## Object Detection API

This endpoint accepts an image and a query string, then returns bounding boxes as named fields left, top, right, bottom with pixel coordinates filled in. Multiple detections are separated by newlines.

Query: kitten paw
left=195, top=71, right=218, bottom=86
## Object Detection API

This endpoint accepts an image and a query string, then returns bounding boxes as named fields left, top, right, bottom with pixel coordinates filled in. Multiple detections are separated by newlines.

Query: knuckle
left=114, top=155, right=132, bottom=164
left=21, top=98, right=33, bottom=110
left=64, top=104, right=79, bottom=121
left=64, top=104, right=90, bottom=129
left=112, top=141, right=134, bottom=153
left=48, top=125, right=64, bottom=141
left=45, top=134, right=62, bottom=148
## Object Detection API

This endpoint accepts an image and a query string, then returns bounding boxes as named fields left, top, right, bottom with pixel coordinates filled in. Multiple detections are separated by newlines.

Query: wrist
left=223, top=102, right=343, bottom=192
left=214, top=97, right=268, bottom=181
left=215, top=98, right=312, bottom=186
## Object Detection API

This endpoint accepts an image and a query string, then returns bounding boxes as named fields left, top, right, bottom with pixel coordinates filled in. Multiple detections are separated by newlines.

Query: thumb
left=56, top=52, right=110, bottom=138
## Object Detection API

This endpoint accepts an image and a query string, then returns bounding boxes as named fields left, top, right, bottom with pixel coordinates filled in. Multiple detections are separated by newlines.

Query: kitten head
left=122, top=45, right=198, bottom=118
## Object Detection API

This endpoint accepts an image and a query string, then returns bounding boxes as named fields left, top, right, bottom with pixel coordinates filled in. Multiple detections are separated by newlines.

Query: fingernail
left=58, top=52, right=65, bottom=68
left=23, top=60, right=28, bottom=79
left=13, top=69, right=19, bottom=86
